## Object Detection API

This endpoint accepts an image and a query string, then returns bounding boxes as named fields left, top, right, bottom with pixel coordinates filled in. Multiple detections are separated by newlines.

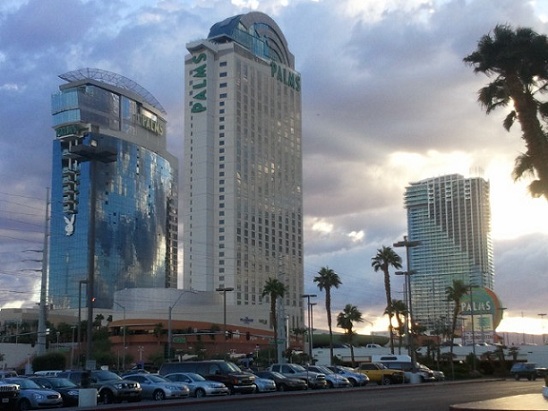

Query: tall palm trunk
left=270, top=298, right=278, bottom=349
left=326, top=289, right=334, bottom=364
left=383, top=269, right=395, bottom=354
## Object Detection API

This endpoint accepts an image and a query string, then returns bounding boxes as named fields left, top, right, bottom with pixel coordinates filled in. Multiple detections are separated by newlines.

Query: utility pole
left=37, top=188, right=50, bottom=356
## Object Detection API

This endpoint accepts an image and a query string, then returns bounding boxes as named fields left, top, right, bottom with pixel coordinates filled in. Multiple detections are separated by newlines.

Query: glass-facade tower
left=182, top=12, right=304, bottom=328
left=404, top=174, right=494, bottom=332
left=49, top=68, right=178, bottom=309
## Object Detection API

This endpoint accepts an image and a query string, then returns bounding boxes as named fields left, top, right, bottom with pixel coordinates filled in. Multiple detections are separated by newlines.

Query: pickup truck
left=355, top=362, right=405, bottom=385
left=267, top=364, right=327, bottom=389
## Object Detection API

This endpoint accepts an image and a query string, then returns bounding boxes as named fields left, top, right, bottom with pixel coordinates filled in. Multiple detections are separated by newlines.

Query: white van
left=371, top=355, right=434, bottom=383
left=33, top=370, right=62, bottom=377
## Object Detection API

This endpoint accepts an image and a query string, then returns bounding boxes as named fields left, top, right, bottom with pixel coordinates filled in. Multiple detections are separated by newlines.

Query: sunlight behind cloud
left=311, top=218, right=334, bottom=234
left=348, top=230, right=364, bottom=242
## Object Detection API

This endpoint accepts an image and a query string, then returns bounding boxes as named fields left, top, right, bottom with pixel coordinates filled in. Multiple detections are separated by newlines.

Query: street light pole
left=394, top=236, right=421, bottom=366
left=70, top=140, right=117, bottom=368
left=310, top=302, right=317, bottom=363
left=167, top=290, right=197, bottom=361
left=77, top=279, right=87, bottom=368
left=216, top=287, right=234, bottom=357
left=114, top=302, right=126, bottom=370
left=301, top=294, right=317, bottom=361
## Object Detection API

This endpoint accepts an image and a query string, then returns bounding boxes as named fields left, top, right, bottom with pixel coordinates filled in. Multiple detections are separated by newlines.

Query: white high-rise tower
left=182, top=12, right=304, bottom=330
left=404, top=174, right=494, bottom=333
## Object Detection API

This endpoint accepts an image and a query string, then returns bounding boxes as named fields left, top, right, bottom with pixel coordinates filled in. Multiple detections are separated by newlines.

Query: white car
left=164, top=373, right=230, bottom=397
left=122, top=374, right=189, bottom=401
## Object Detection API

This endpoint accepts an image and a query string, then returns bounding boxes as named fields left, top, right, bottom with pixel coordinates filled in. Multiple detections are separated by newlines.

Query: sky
left=1, top=0, right=548, bottom=340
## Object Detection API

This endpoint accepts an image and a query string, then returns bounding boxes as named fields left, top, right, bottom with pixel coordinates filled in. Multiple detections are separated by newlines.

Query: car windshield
left=6, top=379, right=41, bottom=389
left=316, top=366, right=333, bottom=374
left=291, top=364, right=306, bottom=372
left=186, top=373, right=205, bottom=381
left=267, top=372, right=284, bottom=378
left=224, top=362, right=243, bottom=373
left=147, top=375, right=168, bottom=383
left=94, top=371, right=122, bottom=381
left=47, top=378, right=77, bottom=388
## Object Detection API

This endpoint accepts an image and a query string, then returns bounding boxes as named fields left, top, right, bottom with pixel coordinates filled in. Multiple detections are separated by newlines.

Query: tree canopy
left=464, top=24, right=548, bottom=199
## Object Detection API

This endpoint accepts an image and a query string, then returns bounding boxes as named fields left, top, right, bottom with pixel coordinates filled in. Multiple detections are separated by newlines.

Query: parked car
left=305, top=365, right=352, bottom=388
left=0, top=379, right=20, bottom=410
left=122, top=374, right=189, bottom=401
left=29, top=377, right=83, bottom=407
left=57, top=370, right=141, bottom=404
left=418, top=364, right=445, bottom=382
left=355, top=362, right=405, bottom=385
left=510, top=363, right=539, bottom=381
left=4, top=378, right=62, bottom=410
left=251, top=375, right=276, bottom=393
left=253, top=371, right=308, bottom=391
left=326, top=365, right=369, bottom=387
left=267, top=363, right=327, bottom=389
left=372, top=354, right=435, bottom=383
left=159, top=361, right=255, bottom=394
left=164, top=373, right=230, bottom=397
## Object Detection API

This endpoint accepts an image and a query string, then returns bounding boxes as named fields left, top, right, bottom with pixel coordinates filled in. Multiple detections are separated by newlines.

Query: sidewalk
left=450, top=394, right=548, bottom=411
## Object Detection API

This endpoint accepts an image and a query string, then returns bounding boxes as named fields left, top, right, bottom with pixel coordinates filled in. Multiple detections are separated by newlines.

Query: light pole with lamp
left=70, top=140, right=117, bottom=368
left=301, top=294, right=317, bottom=361
left=394, top=235, right=421, bottom=365
left=216, top=287, right=234, bottom=341
left=114, top=302, right=126, bottom=370
left=468, top=283, right=477, bottom=372
left=77, top=279, right=87, bottom=368
left=310, top=302, right=317, bottom=363
left=167, top=290, right=197, bottom=361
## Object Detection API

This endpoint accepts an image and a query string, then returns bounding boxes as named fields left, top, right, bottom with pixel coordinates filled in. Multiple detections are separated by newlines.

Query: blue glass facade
left=49, top=69, right=178, bottom=309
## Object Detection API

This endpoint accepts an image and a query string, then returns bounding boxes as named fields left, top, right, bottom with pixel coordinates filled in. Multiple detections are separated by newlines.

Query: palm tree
left=464, top=24, right=548, bottom=199
left=336, top=304, right=363, bottom=367
left=314, top=266, right=342, bottom=365
left=371, top=246, right=402, bottom=354
left=445, top=280, right=469, bottom=363
left=261, top=277, right=287, bottom=351
left=390, top=299, right=408, bottom=354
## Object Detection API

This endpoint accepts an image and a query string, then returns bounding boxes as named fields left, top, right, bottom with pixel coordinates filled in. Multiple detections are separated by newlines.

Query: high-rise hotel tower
left=49, top=68, right=178, bottom=309
left=183, top=12, right=304, bottom=328
left=404, top=174, right=494, bottom=332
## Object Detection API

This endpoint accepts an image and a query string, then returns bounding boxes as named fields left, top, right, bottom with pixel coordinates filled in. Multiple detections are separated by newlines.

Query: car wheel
left=18, top=399, right=31, bottom=411
left=153, top=389, right=166, bottom=401
left=327, top=381, right=334, bottom=389
left=278, top=384, right=286, bottom=392
left=514, top=374, right=520, bottom=381
left=195, top=388, right=206, bottom=398
left=101, top=390, right=115, bottom=404
left=382, top=376, right=392, bottom=385
left=348, top=378, right=357, bottom=387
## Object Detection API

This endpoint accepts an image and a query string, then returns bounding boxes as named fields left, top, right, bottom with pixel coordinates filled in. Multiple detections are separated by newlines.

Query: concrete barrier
left=78, top=388, right=97, bottom=407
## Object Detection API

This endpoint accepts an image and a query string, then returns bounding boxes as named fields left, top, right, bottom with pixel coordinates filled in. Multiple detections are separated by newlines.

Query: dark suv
left=0, top=381, right=19, bottom=410
left=159, top=360, right=255, bottom=394
left=58, top=370, right=142, bottom=404
left=510, top=363, right=539, bottom=381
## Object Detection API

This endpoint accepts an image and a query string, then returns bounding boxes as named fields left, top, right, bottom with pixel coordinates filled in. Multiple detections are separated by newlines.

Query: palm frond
left=512, top=153, right=535, bottom=181
left=503, top=110, right=516, bottom=131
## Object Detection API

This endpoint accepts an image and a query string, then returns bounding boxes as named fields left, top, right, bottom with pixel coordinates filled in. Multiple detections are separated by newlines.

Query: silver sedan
left=122, top=374, right=189, bottom=401
left=164, top=372, right=230, bottom=398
